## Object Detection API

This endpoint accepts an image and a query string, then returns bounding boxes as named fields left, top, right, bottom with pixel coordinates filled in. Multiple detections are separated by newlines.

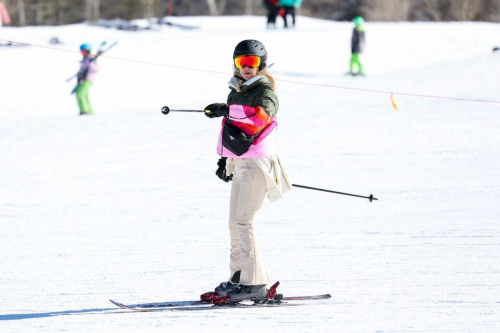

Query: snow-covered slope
left=1, top=16, right=499, bottom=332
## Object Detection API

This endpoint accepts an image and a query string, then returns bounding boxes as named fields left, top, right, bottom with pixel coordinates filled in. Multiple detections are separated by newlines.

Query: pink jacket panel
left=85, top=62, right=99, bottom=82
left=0, top=3, right=11, bottom=24
left=79, top=58, right=99, bottom=83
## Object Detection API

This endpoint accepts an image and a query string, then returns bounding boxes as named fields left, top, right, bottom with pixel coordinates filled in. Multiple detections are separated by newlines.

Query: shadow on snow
left=0, top=308, right=117, bottom=320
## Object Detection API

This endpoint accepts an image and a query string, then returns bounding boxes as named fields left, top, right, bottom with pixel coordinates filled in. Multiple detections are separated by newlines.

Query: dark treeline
left=4, top=0, right=500, bottom=26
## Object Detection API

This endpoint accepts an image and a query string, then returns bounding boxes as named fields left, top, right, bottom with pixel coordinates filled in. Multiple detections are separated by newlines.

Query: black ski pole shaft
left=96, top=41, right=107, bottom=53
left=292, top=184, right=378, bottom=202
left=95, top=41, right=118, bottom=59
left=161, top=106, right=203, bottom=115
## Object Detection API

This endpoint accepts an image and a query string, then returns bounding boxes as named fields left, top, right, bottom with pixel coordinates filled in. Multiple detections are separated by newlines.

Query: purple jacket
left=77, top=57, right=99, bottom=83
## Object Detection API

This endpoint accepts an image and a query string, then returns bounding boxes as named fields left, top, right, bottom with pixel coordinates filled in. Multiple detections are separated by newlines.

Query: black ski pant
left=263, top=1, right=279, bottom=27
left=283, top=6, right=296, bottom=28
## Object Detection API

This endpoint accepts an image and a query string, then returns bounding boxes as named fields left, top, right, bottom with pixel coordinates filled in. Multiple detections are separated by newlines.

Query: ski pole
left=161, top=107, right=377, bottom=202
left=161, top=106, right=204, bottom=115
left=292, top=184, right=378, bottom=202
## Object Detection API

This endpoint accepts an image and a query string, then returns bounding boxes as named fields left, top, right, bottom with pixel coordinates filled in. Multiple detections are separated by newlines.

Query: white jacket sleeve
left=253, top=156, right=292, bottom=203
left=226, top=155, right=291, bottom=203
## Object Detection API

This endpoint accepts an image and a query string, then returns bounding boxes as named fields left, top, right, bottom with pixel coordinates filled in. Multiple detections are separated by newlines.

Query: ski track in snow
left=1, top=16, right=500, bottom=332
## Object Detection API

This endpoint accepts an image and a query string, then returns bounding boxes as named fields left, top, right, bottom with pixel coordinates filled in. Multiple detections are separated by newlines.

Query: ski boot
left=213, top=281, right=281, bottom=305
left=225, top=284, right=267, bottom=303
left=200, top=271, right=240, bottom=302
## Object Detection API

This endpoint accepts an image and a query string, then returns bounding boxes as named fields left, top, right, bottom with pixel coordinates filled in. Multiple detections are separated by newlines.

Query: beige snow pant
left=229, top=158, right=269, bottom=286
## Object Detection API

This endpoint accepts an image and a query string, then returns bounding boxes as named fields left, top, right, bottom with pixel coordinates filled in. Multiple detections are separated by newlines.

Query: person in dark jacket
left=350, top=16, right=365, bottom=76
left=263, top=0, right=280, bottom=29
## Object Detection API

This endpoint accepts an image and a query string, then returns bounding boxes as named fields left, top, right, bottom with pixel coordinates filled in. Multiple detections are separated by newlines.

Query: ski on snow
left=110, top=294, right=331, bottom=312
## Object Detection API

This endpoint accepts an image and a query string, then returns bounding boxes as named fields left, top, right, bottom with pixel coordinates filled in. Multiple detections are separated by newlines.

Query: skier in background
left=279, top=0, right=302, bottom=28
left=202, top=40, right=291, bottom=303
left=0, top=0, right=11, bottom=27
left=263, top=0, right=280, bottom=29
left=349, top=16, right=365, bottom=76
left=75, top=43, right=98, bottom=115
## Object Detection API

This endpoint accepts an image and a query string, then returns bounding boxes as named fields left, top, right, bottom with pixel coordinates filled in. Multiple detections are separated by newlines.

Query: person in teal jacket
left=350, top=16, right=365, bottom=75
left=278, top=0, right=302, bottom=28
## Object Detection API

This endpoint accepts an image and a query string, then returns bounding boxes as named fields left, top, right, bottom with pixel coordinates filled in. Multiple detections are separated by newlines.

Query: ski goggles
left=234, top=55, right=261, bottom=69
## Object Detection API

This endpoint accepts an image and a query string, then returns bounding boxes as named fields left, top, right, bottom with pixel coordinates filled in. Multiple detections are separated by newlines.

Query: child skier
left=202, top=40, right=291, bottom=304
left=75, top=43, right=98, bottom=115
left=350, top=16, right=365, bottom=76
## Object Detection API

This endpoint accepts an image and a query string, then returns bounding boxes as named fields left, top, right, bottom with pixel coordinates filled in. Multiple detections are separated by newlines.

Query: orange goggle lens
left=234, top=55, right=261, bottom=69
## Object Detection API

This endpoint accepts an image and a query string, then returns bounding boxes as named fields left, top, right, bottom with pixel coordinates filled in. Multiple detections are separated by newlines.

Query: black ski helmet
left=233, top=40, right=267, bottom=70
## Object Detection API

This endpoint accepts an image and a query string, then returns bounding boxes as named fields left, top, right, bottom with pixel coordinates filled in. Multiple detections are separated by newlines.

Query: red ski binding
left=212, top=296, right=230, bottom=304
left=200, top=292, right=217, bottom=301
left=266, top=281, right=280, bottom=299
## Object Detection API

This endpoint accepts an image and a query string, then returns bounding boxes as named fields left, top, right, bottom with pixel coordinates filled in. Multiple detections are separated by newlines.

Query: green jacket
left=227, top=75, right=279, bottom=118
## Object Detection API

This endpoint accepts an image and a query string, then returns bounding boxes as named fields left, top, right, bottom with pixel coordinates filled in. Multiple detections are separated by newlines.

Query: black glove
left=204, top=103, right=229, bottom=119
left=216, top=157, right=233, bottom=182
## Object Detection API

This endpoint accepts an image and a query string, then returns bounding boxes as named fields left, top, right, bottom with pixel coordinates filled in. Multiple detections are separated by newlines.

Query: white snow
left=1, top=16, right=500, bottom=332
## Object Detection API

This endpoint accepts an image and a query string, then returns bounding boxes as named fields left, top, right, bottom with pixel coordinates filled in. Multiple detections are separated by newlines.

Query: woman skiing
left=75, top=43, right=99, bottom=115
left=202, top=39, right=291, bottom=304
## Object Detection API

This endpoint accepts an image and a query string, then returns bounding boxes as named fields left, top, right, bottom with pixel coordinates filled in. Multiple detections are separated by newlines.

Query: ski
left=281, top=294, right=332, bottom=301
left=110, top=299, right=207, bottom=309
left=162, top=21, right=199, bottom=30
left=110, top=299, right=300, bottom=312
left=69, top=41, right=118, bottom=94
left=110, top=294, right=331, bottom=312
left=0, top=42, right=29, bottom=47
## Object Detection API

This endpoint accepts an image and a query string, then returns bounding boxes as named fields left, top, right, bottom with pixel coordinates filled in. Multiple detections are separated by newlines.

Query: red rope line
left=2, top=38, right=499, bottom=105
left=0, top=39, right=228, bottom=76
left=277, top=79, right=500, bottom=104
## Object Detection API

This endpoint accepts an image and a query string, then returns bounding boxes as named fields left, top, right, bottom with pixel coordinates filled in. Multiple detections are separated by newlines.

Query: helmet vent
left=233, top=39, right=267, bottom=61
